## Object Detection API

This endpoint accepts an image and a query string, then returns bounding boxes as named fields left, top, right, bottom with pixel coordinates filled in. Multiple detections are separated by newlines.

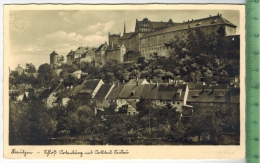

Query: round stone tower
left=50, top=51, right=59, bottom=69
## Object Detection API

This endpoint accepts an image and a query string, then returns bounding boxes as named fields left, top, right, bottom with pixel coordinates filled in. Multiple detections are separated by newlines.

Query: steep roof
left=119, top=32, right=134, bottom=40
left=81, top=49, right=95, bottom=58
left=155, top=84, right=186, bottom=101
left=142, top=14, right=237, bottom=38
left=79, top=79, right=102, bottom=94
left=140, top=84, right=158, bottom=99
left=118, top=85, right=144, bottom=99
left=187, top=82, right=204, bottom=90
left=127, top=100, right=137, bottom=109
left=95, top=44, right=106, bottom=52
left=94, top=84, right=114, bottom=99
left=126, top=78, right=149, bottom=85
left=187, top=90, right=229, bottom=103
left=75, top=46, right=88, bottom=54
left=135, top=19, right=167, bottom=29
left=106, top=44, right=121, bottom=51
left=67, top=50, right=75, bottom=56
left=150, top=21, right=167, bottom=29
left=107, top=85, right=124, bottom=100
left=39, top=83, right=64, bottom=99
left=71, top=84, right=84, bottom=95
left=60, top=86, right=75, bottom=98
left=50, top=51, right=59, bottom=56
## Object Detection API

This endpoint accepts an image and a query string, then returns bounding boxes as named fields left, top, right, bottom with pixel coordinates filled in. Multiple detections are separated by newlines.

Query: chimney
left=156, top=80, right=159, bottom=87
left=136, top=80, right=139, bottom=86
left=192, top=19, right=193, bottom=21
left=177, top=89, right=182, bottom=97
left=70, top=85, right=73, bottom=89
left=210, top=15, right=211, bottom=17
left=168, top=78, right=171, bottom=84
left=112, top=42, right=113, bottom=48
left=67, top=86, right=69, bottom=89
left=123, top=79, right=125, bottom=84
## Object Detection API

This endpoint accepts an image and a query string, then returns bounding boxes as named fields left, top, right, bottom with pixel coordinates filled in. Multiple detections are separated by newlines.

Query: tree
left=185, top=106, right=223, bottom=143
left=56, top=98, right=94, bottom=137
left=57, top=55, right=65, bottom=64
left=25, top=63, right=36, bottom=73
left=9, top=99, right=57, bottom=145
left=63, top=74, right=78, bottom=87
left=37, top=63, right=59, bottom=88
left=106, top=115, right=139, bottom=145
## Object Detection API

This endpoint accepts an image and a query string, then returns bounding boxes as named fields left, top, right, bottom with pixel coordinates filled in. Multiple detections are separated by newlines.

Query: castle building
left=106, top=42, right=126, bottom=62
left=67, top=13, right=238, bottom=66
left=108, top=32, right=120, bottom=45
left=94, top=33, right=126, bottom=67
left=95, top=42, right=108, bottom=66
left=66, top=46, right=96, bottom=65
left=122, top=18, right=178, bottom=54
left=140, top=14, right=237, bottom=59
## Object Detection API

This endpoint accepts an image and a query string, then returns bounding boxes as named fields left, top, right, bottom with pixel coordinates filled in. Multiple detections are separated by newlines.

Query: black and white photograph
left=4, top=4, right=245, bottom=159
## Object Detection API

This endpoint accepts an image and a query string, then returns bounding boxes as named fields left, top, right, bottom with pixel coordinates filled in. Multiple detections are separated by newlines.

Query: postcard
left=4, top=4, right=245, bottom=159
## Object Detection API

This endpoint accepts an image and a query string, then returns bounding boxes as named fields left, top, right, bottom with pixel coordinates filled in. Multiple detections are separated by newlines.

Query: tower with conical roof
left=50, top=51, right=59, bottom=69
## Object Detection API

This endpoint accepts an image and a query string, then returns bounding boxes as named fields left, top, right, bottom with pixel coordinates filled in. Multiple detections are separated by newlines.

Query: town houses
left=11, top=76, right=238, bottom=116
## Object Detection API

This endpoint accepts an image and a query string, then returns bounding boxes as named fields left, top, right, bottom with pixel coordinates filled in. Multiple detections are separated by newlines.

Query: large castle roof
left=142, top=14, right=237, bottom=38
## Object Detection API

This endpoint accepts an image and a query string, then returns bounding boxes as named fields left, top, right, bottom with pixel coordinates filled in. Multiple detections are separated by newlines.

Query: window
left=177, top=101, right=180, bottom=105
left=173, top=101, right=175, bottom=104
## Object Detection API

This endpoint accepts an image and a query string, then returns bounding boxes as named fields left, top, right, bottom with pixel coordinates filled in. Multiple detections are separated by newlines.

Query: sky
left=8, top=9, right=240, bottom=70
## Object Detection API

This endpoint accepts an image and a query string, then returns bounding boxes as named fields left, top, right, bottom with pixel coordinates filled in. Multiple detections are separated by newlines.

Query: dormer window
left=196, top=22, right=201, bottom=26
left=212, top=19, right=218, bottom=23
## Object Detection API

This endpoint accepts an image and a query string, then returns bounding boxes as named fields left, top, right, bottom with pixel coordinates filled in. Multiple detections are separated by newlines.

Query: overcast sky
left=9, top=10, right=240, bottom=70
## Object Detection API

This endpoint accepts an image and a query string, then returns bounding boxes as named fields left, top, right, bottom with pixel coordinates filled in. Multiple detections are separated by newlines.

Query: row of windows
left=142, top=40, right=169, bottom=47
left=156, top=100, right=180, bottom=105
left=142, top=46, right=172, bottom=53
left=188, top=102, right=225, bottom=106
left=139, top=24, right=150, bottom=27
left=139, top=28, right=151, bottom=32
left=141, top=25, right=227, bottom=44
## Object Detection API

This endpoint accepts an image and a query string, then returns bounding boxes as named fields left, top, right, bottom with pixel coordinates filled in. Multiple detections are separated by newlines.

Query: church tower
left=124, top=19, right=126, bottom=34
